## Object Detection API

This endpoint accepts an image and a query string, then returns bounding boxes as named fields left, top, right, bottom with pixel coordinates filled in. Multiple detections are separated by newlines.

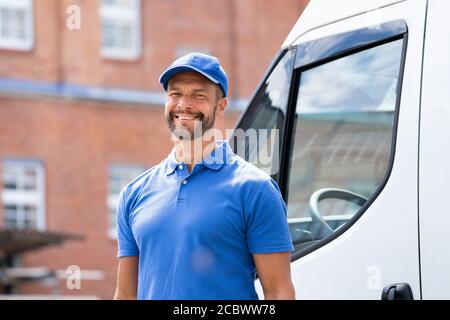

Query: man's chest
left=129, top=177, right=246, bottom=247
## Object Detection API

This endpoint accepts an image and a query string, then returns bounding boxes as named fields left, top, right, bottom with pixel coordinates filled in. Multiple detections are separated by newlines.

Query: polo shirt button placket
left=177, top=164, right=188, bottom=205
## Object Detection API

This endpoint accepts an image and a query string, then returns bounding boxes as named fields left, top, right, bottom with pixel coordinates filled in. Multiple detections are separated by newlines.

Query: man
left=114, top=53, right=295, bottom=300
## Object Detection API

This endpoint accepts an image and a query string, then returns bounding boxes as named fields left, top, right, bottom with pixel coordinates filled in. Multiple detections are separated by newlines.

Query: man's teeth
left=177, top=115, right=197, bottom=120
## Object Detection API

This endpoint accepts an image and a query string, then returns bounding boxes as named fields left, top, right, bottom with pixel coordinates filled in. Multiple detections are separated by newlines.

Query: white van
left=231, top=0, right=450, bottom=299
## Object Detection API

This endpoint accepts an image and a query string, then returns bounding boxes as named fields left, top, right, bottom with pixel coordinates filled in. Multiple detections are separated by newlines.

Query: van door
left=234, top=0, right=427, bottom=299
left=283, top=0, right=426, bottom=299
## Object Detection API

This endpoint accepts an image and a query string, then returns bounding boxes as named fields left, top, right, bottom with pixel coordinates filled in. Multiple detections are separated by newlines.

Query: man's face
left=165, top=72, right=226, bottom=140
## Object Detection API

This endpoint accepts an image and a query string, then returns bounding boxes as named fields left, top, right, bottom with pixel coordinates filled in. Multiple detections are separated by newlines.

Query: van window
left=232, top=49, right=295, bottom=178
left=287, top=39, right=404, bottom=253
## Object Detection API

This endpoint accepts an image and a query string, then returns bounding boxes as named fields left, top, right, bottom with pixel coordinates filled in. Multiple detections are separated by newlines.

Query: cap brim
left=159, top=65, right=220, bottom=90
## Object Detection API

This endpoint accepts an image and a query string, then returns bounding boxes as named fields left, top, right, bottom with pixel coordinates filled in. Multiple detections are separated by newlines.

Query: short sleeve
left=245, top=179, right=294, bottom=254
left=116, top=188, right=139, bottom=258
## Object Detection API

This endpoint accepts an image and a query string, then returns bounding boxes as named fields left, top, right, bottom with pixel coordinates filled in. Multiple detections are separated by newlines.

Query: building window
left=1, top=160, right=45, bottom=231
left=0, top=0, right=34, bottom=51
left=107, top=164, right=144, bottom=238
left=100, top=0, right=141, bottom=60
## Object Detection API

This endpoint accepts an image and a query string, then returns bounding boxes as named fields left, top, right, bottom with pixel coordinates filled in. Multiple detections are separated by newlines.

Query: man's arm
left=114, top=256, right=138, bottom=300
left=253, top=252, right=295, bottom=300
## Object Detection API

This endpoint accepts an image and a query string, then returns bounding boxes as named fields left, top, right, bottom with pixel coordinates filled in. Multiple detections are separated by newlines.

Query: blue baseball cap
left=159, top=52, right=228, bottom=97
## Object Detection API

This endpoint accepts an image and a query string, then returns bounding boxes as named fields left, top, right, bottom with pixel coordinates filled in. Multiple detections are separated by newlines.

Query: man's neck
left=174, top=136, right=217, bottom=172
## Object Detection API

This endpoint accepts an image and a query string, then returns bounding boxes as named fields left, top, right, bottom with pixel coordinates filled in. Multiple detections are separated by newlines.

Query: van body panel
left=419, top=0, right=450, bottom=300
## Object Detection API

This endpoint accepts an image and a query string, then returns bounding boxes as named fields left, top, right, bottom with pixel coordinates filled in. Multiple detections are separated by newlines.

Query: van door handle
left=381, top=283, right=414, bottom=300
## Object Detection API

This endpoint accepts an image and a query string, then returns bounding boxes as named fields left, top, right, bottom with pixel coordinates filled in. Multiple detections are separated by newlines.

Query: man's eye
left=170, top=92, right=181, bottom=97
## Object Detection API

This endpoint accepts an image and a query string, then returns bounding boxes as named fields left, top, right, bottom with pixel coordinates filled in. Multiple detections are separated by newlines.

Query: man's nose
left=176, top=95, right=192, bottom=110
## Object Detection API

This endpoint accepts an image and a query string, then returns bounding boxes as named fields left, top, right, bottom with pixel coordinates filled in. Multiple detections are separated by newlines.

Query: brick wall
left=0, top=0, right=307, bottom=97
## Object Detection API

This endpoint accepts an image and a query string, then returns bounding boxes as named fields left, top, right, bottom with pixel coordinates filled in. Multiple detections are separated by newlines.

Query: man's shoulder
left=229, top=153, right=274, bottom=188
left=229, top=155, right=285, bottom=216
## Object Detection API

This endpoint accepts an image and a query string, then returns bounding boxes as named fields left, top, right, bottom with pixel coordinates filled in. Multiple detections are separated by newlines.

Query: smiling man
left=114, top=53, right=295, bottom=300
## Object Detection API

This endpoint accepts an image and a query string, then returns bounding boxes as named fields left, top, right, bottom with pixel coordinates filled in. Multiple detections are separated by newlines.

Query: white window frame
left=0, top=0, right=34, bottom=51
left=1, top=160, right=45, bottom=231
left=107, top=164, right=143, bottom=239
left=99, top=0, right=141, bottom=60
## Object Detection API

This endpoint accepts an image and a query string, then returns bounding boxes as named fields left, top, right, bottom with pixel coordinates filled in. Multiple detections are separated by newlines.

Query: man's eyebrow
left=167, top=87, right=208, bottom=93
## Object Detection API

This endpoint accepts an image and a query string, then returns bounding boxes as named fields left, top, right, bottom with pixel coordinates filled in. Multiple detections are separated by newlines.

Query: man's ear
left=216, top=98, right=228, bottom=117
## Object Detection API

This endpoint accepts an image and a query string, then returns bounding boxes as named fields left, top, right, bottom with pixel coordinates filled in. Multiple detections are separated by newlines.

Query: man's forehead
left=168, top=72, right=213, bottom=89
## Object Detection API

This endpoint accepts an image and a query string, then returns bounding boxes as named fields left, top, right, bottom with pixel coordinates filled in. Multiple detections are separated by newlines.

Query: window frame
left=1, top=159, right=45, bottom=231
left=231, top=47, right=297, bottom=182
left=107, top=163, right=144, bottom=239
left=99, top=0, right=142, bottom=61
left=282, top=20, right=409, bottom=261
left=0, top=0, right=34, bottom=51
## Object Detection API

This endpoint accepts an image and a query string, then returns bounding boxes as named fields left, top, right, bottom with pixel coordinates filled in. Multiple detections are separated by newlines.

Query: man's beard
left=166, top=106, right=217, bottom=141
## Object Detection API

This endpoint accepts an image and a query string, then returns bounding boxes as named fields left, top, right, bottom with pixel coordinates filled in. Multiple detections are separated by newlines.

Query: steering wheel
left=308, top=188, right=367, bottom=238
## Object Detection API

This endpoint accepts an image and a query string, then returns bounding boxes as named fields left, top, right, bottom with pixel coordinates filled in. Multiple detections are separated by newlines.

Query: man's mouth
left=174, top=114, right=201, bottom=121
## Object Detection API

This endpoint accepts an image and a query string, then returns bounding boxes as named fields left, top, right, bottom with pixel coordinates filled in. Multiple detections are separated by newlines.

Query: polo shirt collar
left=165, top=148, right=179, bottom=176
left=165, top=140, right=232, bottom=176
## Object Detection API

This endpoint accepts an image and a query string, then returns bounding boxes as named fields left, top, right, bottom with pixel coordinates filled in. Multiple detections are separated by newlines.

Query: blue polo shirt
left=116, top=140, right=293, bottom=300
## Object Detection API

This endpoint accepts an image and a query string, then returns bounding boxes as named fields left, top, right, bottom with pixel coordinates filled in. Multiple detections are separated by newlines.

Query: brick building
left=0, top=0, right=308, bottom=299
